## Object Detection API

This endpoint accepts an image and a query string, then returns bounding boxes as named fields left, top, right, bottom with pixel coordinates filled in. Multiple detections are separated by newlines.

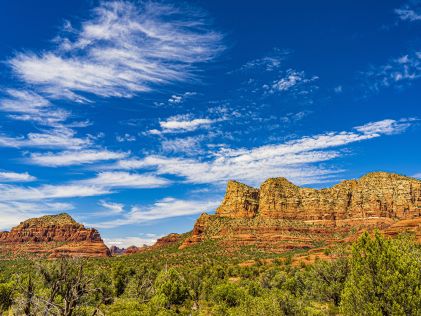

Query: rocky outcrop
left=154, top=233, right=182, bottom=247
left=109, top=245, right=124, bottom=255
left=180, top=172, right=421, bottom=251
left=216, top=181, right=259, bottom=218
left=0, top=213, right=110, bottom=258
left=259, top=172, right=420, bottom=220
left=215, top=172, right=421, bottom=221
left=179, top=214, right=210, bottom=249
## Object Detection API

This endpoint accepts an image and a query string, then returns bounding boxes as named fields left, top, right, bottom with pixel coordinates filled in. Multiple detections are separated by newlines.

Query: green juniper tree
left=340, top=231, right=421, bottom=316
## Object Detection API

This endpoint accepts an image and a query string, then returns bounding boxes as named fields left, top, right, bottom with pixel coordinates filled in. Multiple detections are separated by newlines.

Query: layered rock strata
left=0, top=213, right=110, bottom=258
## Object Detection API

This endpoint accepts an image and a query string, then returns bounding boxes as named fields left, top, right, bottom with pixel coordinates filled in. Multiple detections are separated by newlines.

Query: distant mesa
left=180, top=172, right=421, bottom=251
left=0, top=213, right=110, bottom=259
left=110, top=233, right=183, bottom=255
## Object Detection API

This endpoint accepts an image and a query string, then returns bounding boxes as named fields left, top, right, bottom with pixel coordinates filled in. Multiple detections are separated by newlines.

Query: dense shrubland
left=0, top=232, right=419, bottom=315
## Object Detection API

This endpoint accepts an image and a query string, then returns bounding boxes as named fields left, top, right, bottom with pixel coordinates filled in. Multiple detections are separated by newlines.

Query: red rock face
left=179, top=214, right=209, bottom=249
left=154, top=233, right=181, bottom=247
left=214, top=172, right=421, bottom=220
left=0, top=213, right=110, bottom=258
left=180, top=172, right=421, bottom=251
left=216, top=181, right=259, bottom=218
left=258, top=172, right=421, bottom=220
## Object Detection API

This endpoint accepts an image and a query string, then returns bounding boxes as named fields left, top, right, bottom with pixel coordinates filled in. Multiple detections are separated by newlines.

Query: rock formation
left=180, top=172, right=421, bottom=251
left=154, top=233, right=182, bottom=247
left=108, top=233, right=183, bottom=255
left=216, top=181, right=259, bottom=218
left=0, top=213, right=110, bottom=258
left=109, top=245, right=126, bottom=255
left=216, top=172, right=420, bottom=220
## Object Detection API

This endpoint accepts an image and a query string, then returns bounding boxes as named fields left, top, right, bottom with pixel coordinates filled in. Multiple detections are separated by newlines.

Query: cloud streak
left=395, top=2, right=421, bottom=22
left=364, top=52, right=421, bottom=91
left=9, top=1, right=224, bottom=101
left=29, top=149, right=128, bottom=167
left=94, top=197, right=219, bottom=228
left=264, top=69, right=319, bottom=94
left=0, top=127, right=90, bottom=149
left=148, top=114, right=223, bottom=135
left=112, top=118, right=415, bottom=186
left=0, top=171, right=36, bottom=182
left=0, top=172, right=169, bottom=203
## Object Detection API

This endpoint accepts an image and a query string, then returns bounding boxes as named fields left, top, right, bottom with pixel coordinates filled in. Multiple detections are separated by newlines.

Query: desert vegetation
left=0, top=231, right=419, bottom=315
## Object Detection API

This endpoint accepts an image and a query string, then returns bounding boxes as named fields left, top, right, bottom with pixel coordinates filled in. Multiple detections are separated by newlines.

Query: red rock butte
left=180, top=172, right=421, bottom=251
left=0, top=213, right=110, bottom=258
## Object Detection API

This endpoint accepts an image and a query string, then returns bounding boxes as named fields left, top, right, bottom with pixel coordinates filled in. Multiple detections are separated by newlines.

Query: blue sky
left=0, top=0, right=420, bottom=247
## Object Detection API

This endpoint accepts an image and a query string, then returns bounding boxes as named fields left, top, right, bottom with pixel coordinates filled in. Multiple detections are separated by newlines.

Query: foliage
left=0, top=231, right=419, bottom=315
left=155, top=268, right=189, bottom=307
left=0, top=281, right=15, bottom=312
left=340, top=231, right=421, bottom=315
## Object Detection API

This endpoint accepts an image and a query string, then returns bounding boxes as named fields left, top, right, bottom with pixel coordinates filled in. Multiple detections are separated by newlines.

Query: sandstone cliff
left=216, top=172, right=420, bottom=220
left=180, top=172, right=421, bottom=251
left=216, top=181, right=259, bottom=218
left=0, top=213, right=110, bottom=258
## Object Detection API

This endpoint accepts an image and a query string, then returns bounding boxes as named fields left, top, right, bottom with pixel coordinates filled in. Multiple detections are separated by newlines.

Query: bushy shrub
left=340, top=231, right=421, bottom=315
left=212, top=282, right=245, bottom=307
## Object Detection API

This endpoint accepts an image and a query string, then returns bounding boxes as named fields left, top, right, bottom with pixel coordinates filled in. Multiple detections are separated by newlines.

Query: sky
left=0, top=0, right=420, bottom=247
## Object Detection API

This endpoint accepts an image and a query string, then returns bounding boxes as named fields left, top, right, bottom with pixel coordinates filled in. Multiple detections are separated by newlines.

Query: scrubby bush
left=340, top=231, right=421, bottom=315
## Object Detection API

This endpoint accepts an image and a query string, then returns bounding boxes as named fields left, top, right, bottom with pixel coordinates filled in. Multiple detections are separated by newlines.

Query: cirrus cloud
left=28, top=149, right=128, bottom=167
left=9, top=1, right=224, bottom=101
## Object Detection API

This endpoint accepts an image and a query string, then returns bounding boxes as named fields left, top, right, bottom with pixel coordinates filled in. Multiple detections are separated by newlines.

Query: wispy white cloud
left=168, top=91, right=197, bottom=104
left=334, top=85, right=343, bottom=93
left=103, top=234, right=159, bottom=247
left=364, top=52, right=421, bottom=91
left=412, top=173, right=421, bottom=179
left=116, top=133, right=136, bottom=142
left=148, top=114, right=222, bottom=135
left=0, top=88, right=93, bottom=150
left=9, top=1, right=224, bottom=101
left=160, top=116, right=216, bottom=132
left=95, top=197, right=219, bottom=228
left=395, top=1, right=421, bottom=22
left=0, top=127, right=90, bottom=149
left=161, top=135, right=205, bottom=154
left=0, top=171, right=36, bottom=182
left=0, top=89, right=69, bottom=127
left=28, top=149, right=128, bottom=167
left=265, top=69, right=319, bottom=94
left=354, top=118, right=417, bottom=135
left=98, top=200, right=125, bottom=215
left=280, top=111, right=311, bottom=124
left=235, top=48, right=291, bottom=72
left=0, top=184, right=109, bottom=202
left=0, top=172, right=169, bottom=203
left=80, top=171, right=170, bottom=189
left=113, top=118, right=414, bottom=186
